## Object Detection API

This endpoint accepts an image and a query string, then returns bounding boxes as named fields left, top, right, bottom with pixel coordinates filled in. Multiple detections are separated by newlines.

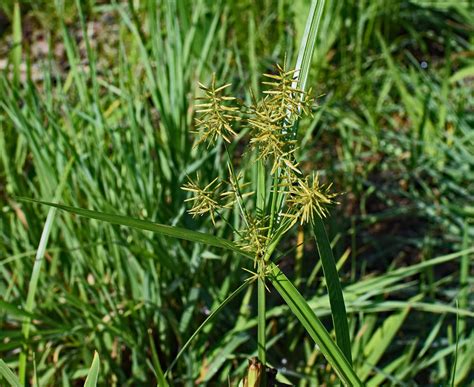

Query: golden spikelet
left=283, top=173, right=338, bottom=227
left=236, top=215, right=269, bottom=266
left=181, top=176, right=224, bottom=225
left=248, top=97, right=301, bottom=175
left=194, top=74, right=240, bottom=147
left=247, top=63, right=314, bottom=175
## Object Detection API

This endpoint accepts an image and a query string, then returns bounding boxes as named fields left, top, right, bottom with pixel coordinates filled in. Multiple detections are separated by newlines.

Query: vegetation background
left=0, top=0, right=473, bottom=385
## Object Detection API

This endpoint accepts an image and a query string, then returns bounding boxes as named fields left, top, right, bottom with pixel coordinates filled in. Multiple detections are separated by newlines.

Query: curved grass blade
left=165, top=281, right=251, bottom=378
left=0, top=359, right=21, bottom=387
left=358, top=304, right=411, bottom=381
left=292, top=0, right=326, bottom=96
left=148, top=329, right=168, bottom=387
left=313, top=217, right=352, bottom=365
left=84, top=351, right=100, bottom=387
left=19, top=158, right=74, bottom=385
left=17, top=198, right=252, bottom=259
left=268, top=263, right=362, bottom=386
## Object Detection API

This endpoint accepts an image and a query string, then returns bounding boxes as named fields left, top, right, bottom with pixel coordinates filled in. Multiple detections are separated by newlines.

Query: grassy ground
left=0, top=0, right=473, bottom=385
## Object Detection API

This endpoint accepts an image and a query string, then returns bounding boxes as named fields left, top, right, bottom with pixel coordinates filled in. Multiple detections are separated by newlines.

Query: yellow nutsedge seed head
left=283, top=173, right=338, bottom=227
left=181, top=176, right=224, bottom=225
left=247, top=64, right=315, bottom=176
left=193, top=74, right=240, bottom=147
left=236, top=216, right=269, bottom=267
left=261, top=64, right=314, bottom=120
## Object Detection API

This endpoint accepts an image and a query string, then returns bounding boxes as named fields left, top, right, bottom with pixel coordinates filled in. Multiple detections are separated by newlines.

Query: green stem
left=267, top=171, right=280, bottom=237
left=12, top=1, right=22, bottom=86
left=256, top=159, right=265, bottom=217
left=225, top=145, right=251, bottom=226
left=257, top=263, right=266, bottom=365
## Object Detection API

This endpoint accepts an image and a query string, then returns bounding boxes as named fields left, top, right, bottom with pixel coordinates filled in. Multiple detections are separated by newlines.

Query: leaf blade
left=313, top=217, right=352, bottom=364
left=269, top=263, right=362, bottom=386
left=0, top=359, right=21, bottom=387
left=18, top=198, right=251, bottom=259
left=83, top=351, right=100, bottom=387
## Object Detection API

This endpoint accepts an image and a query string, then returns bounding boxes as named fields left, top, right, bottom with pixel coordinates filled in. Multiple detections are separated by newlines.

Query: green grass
left=0, top=0, right=473, bottom=385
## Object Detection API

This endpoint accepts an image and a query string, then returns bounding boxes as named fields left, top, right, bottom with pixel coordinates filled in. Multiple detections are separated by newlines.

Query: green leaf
left=313, top=217, right=352, bottom=365
left=0, top=359, right=21, bottom=387
left=449, top=65, right=474, bottom=84
left=148, top=329, right=168, bottom=386
left=18, top=198, right=251, bottom=259
left=202, top=333, right=248, bottom=382
left=83, top=351, right=100, bottom=387
left=12, top=2, right=22, bottom=86
left=293, top=0, right=326, bottom=95
left=366, top=350, right=410, bottom=386
left=358, top=304, right=411, bottom=381
left=19, top=158, right=74, bottom=385
left=257, top=276, right=267, bottom=365
left=268, top=263, right=362, bottom=386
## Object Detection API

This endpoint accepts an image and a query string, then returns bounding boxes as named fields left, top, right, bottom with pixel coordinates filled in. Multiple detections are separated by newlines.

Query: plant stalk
left=257, top=263, right=266, bottom=365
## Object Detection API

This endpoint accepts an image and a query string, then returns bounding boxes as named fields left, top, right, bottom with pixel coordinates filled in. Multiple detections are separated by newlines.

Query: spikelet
left=236, top=215, right=269, bottom=267
left=262, top=63, right=314, bottom=130
left=181, top=175, right=224, bottom=225
left=282, top=173, right=338, bottom=227
left=194, top=74, right=240, bottom=147
left=248, top=63, right=314, bottom=175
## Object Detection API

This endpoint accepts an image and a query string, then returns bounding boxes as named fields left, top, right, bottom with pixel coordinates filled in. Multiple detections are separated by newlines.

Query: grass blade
left=18, top=198, right=251, bottom=259
left=0, top=360, right=21, bottom=387
left=358, top=304, right=411, bottom=381
left=148, top=329, right=168, bottom=387
left=83, top=351, right=100, bottom=387
left=313, top=216, right=352, bottom=365
left=18, top=159, right=74, bottom=385
left=269, top=263, right=362, bottom=386
left=12, top=1, right=22, bottom=86
left=293, top=0, right=326, bottom=94
left=257, top=275, right=266, bottom=365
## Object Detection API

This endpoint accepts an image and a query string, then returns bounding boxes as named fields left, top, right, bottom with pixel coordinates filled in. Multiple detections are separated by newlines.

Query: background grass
left=0, top=0, right=473, bottom=385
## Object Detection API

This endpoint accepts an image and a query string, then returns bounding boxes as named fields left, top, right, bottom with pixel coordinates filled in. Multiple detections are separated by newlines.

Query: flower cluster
left=283, top=173, right=338, bottom=227
left=194, top=74, right=240, bottom=147
left=182, top=64, right=337, bottom=263
left=248, top=98, right=300, bottom=175
left=237, top=215, right=269, bottom=266
left=248, top=65, right=313, bottom=174
left=181, top=176, right=231, bottom=225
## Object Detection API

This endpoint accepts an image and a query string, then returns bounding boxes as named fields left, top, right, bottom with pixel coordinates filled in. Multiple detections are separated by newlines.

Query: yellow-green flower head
left=284, top=173, right=338, bottom=226
left=262, top=64, right=314, bottom=125
left=181, top=176, right=224, bottom=225
left=236, top=215, right=269, bottom=266
left=194, top=74, right=240, bottom=147
left=247, top=63, right=314, bottom=175
left=248, top=98, right=301, bottom=175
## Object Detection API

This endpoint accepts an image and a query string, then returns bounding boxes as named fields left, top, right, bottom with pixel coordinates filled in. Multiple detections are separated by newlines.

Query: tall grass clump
left=0, top=0, right=473, bottom=385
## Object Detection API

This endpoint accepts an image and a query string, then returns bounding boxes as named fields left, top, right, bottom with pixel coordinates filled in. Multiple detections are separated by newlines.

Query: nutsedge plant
left=185, top=63, right=336, bottom=259
left=182, top=63, right=338, bottom=372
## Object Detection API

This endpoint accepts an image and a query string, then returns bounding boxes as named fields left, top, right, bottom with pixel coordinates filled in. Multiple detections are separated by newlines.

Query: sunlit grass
left=0, top=0, right=472, bottom=385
